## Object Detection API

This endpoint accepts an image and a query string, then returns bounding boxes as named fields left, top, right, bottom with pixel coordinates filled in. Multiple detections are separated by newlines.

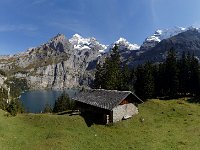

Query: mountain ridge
left=1, top=26, right=200, bottom=89
left=140, top=26, right=199, bottom=51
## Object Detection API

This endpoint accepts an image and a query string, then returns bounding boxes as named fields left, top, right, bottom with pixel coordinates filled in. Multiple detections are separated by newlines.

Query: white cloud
left=0, top=24, right=38, bottom=32
left=31, top=0, right=48, bottom=5
left=150, top=0, right=157, bottom=24
left=48, top=20, right=91, bottom=35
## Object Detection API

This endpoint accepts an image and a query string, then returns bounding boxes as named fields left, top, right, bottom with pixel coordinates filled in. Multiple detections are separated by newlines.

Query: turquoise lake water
left=20, top=89, right=78, bottom=113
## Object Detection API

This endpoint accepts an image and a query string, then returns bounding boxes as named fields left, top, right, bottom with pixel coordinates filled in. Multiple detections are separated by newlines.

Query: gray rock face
left=131, top=29, right=200, bottom=66
left=140, top=27, right=187, bottom=51
left=2, top=27, right=199, bottom=89
left=1, top=34, right=102, bottom=89
left=0, top=33, right=146, bottom=90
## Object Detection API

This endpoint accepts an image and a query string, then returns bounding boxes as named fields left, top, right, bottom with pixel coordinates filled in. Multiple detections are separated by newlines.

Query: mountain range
left=1, top=26, right=200, bottom=89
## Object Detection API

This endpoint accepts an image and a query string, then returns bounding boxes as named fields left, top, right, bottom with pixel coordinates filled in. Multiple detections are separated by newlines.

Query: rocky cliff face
left=1, top=27, right=200, bottom=89
left=140, top=27, right=187, bottom=51
left=0, top=34, right=102, bottom=89
left=131, top=29, right=200, bottom=66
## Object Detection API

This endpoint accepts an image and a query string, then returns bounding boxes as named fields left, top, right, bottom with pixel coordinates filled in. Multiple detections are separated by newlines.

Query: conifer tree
left=178, top=51, right=190, bottom=95
left=94, top=44, right=122, bottom=90
left=135, top=65, right=144, bottom=98
left=143, top=63, right=155, bottom=99
left=135, top=63, right=155, bottom=99
left=0, top=87, right=8, bottom=110
left=53, top=92, right=74, bottom=113
left=104, top=44, right=121, bottom=90
left=94, top=63, right=105, bottom=89
left=120, top=64, right=132, bottom=91
left=155, top=63, right=166, bottom=96
left=6, top=98, right=25, bottom=116
left=43, top=103, right=53, bottom=113
left=164, top=48, right=179, bottom=97
left=7, top=100, right=18, bottom=116
left=189, top=54, right=200, bottom=95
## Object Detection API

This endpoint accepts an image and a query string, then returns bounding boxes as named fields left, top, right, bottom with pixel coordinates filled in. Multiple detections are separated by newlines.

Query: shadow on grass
left=57, top=110, right=80, bottom=116
left=187, top=97, right=200, bottom=104
left=80, top=112, right=105, bottom=127
left=159, top=95, right=184, bottom=100
left=56, top=110, right=105, bottom=127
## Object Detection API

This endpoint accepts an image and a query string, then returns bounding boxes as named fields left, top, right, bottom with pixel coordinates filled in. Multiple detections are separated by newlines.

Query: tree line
left=43, top=92, right=75, bottom=113
left=94, top=45, right=200, bottom=101
left=94, top=45, right=133, bottom=91
left=0, top=77, right=28, bottom=116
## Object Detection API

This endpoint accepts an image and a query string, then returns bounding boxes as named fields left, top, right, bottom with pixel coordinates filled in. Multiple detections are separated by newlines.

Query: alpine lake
left=20, top=89, right=79, bottom=113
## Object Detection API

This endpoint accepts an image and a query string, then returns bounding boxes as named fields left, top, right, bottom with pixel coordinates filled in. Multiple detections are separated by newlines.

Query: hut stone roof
left=73, top=89, right=143, bottom=110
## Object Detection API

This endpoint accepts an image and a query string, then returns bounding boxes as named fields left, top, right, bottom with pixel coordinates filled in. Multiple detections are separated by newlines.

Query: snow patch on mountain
left=103, top=37, right=140, bottom=54
left=69, top=34, right=90, bottom=49
left=141, top=26, right=199, bottom=50
left=116, top=37, right=140, bottom=50
left=147, top=27, right=187, bottom=43
left=69, top=34, right=107, bottom=52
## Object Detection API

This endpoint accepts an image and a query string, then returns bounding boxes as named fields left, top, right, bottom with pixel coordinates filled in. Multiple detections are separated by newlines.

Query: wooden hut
left=73, top=89, right=143, bottom=124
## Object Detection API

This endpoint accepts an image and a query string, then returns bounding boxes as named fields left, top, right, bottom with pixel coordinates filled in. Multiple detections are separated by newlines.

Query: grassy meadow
left=0, top=99, right=199, bottom=150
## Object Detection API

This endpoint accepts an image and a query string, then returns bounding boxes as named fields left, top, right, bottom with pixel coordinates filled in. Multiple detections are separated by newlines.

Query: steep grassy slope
left=0, top=99, right=199, bottom=150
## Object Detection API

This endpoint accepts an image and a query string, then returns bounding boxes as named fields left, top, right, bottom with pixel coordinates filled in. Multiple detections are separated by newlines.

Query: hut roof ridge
left=73, top=89, right=143, bottom=110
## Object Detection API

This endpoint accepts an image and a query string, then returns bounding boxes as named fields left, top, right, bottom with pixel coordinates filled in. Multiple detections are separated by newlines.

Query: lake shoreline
left=20, top=89, right=79, bottom=113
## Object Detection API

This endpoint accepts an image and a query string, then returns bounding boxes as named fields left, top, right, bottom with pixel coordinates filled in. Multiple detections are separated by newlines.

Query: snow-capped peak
left=69, top=34, right=91, bottom=50
left=71, top=33, right=83, bottom=40
left=116, top=37, right=127, bottom=43
left=156, top=26, right=187, bottom=40
left=145, top=26, right=188, bottom=43
left=115, top=37, right=140, bottom=50
left=141, top=26, right=200, bottom=50
left=69, top=34, right=107, bottom=52
left=102, top=37, right=140, bottom=54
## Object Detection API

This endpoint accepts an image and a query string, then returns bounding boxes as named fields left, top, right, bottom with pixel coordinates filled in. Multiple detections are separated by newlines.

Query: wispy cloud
left=49, top=20, right=91, bottom=36
left=150, top=0, right=158, bottom=24
left=31, top=0, right=48, bottom=5
left=0, top=24, right=38, bottom=32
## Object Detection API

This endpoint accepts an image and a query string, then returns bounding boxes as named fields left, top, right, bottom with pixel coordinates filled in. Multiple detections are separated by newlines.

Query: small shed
left=73, top=89, right=143, bottom=124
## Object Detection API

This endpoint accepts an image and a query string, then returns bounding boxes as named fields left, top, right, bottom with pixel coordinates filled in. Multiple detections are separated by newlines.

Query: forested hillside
left=94, top=45, right=200, bottom=101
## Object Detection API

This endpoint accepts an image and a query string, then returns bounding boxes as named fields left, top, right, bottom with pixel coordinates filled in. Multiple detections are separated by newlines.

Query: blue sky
left=0, top=0, right=200, bottom=55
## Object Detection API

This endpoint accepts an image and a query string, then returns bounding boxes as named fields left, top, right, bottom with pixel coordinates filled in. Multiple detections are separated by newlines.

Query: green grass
left=0, top=99, right=199, bottom=150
